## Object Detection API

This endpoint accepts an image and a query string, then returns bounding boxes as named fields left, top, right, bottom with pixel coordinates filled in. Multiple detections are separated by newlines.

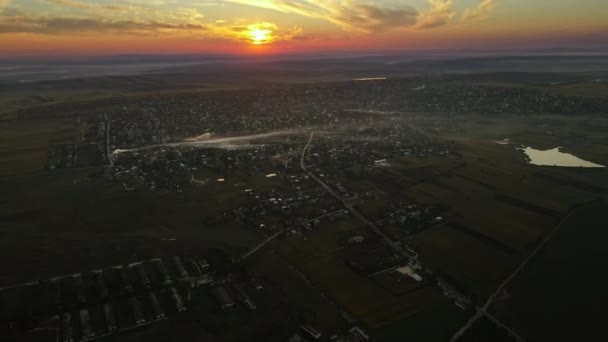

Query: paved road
left=241, top=229, right=287, bottom=261
left=450, top=202, right=598, bottom=342
left=300, top=132, right=409, bottom=258
left=302, top=132, right=526, bottom=341
left=114, top=130, right=304, bottom=155
left=300, top=131, right=528, bottom=339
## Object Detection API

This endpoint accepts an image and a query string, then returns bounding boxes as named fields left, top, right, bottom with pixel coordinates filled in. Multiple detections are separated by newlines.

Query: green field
left=373, top=302, right=467, bottom=342
left=0, top=118, right=75, bottom=176
left=490, top=202, right=608, bottom=342
left=0, top=162, right=269, bottom=286
left=369, top=115, right=608, bottom=302
left=277, top=228, right=452, bottom=330
left=1, top=73, right=607, bottom=341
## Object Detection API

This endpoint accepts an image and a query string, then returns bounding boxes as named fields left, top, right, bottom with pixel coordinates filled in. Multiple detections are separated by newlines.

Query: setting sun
left=249, top=29, right=271, bottom=44
left=245, top=24, right=275, bottom=45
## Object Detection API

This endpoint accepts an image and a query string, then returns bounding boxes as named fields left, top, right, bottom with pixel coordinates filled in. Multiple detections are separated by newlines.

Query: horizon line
left=2, top=45, right=608, bottom=61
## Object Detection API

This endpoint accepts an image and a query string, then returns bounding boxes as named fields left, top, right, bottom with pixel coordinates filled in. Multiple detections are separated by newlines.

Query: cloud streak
left=416, top=0, right=454, bottom=29
left=41, top=0, right=122, bottom=11
left=334, top=4, right=418, bottom=32
left=462, top=0, right=498, bottom=22
left=0, top=13, right=207, bottom=35
left=0, top=0, right=502, bottom=44
left=224, top=0, right=420, bottom=33
left=0, top=11, right=306, bottom=50
left=224, top=0, right=500, bottom=31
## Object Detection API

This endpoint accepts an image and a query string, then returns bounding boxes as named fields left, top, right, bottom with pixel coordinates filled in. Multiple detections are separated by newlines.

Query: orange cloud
left=224, top=0, right=419, bottom=33
left=0, top=14, right=207, bottom=35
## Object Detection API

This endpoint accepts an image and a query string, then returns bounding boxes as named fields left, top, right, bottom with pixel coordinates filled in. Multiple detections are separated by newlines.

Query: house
left=234, top=284, right=256, bottom=310
left=299, top=325, right=322, bottom=340
left=149, top=292, right=166, bottom=319
left=155, top=259, right=172, bottom=285
left=348, top=326, right=370, bottom=340
left=62, top=313, right=74, bottom=342
left=212, top=286, right=235, bottom=310
left=103, top=303, right=118, bottom=332
left=171, top=287, right=186, bottom=312
left=173, top=256, right=189, bottom=278
left=130, top=297, right=146, bottom=325
left=79, top=309, right=95, bottom=339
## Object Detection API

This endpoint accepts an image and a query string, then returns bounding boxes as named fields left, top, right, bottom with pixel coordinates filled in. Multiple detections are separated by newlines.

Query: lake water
left=520, top=146, right=605, bottom=168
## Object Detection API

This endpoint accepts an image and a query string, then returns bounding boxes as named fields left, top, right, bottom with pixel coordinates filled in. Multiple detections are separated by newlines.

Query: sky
left=1, top=0, right=607, bottom=56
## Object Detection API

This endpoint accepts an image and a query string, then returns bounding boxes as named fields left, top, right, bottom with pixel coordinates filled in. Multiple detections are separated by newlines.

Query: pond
left=353, top=77, right=387, bottom=81
left=519, top=146, right=605, bottom=168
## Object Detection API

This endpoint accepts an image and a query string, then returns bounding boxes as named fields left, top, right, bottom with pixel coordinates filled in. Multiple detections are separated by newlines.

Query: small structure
left=349, top=326, right=370, bottom=340
left=173, top=256, right=189, bottom=278
left=348, top=236, right=365, bottom=244
left=250, top=278, right=263, bottom=291
left=234, top=284, right=256, bottom=310
left=96, top=272, right=110, bottom=299
left=396, top=265, right=423, bottom=282
left=74, top=275, right=87, bottom=304
left=374, top=159, right=390, bottom=167
left=50, top=279, right=62, bottom=308
left=130, top=297, right=146, bottom=325
left=211, top=286, right=235, bottom=310
left=79, top=308, right=95, bottom=339
left=103, top=303, right=118, bottom=332
left=155, top=260, right=172, bottom=285
left=455, top=300, right=469, bottom=311
left=197, top=259, right=210, bottom=272
left=287, top=333, right=309, bottom=342
left=299, top=325, right=322, bottom=340
left=148, top=292, right=166, bottom=319
left=171, top=287, right=186, bottom=312
left=61, top=313, right=74, bottom=342
left=194, top=274, right=214, bottom=287
left=119, top=267, right=134, bottom=293
left=136, top=264, right=151, bottom=287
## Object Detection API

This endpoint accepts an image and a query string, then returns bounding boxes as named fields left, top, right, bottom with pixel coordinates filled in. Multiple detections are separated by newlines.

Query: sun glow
left=248, top=28, right=271, bottom=45
left=245, top=24, right=274, bottom=45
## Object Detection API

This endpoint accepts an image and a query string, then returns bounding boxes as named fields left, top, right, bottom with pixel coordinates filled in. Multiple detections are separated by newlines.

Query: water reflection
left=519, top=146, right=605, bottom=168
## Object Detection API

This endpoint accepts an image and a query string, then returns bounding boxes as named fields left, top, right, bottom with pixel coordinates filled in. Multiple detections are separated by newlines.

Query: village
left=8, top=76, right=605, bottom=342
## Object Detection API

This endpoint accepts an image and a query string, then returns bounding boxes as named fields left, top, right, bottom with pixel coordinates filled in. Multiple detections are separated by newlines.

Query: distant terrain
left=2, top=53, right=608, bottom=118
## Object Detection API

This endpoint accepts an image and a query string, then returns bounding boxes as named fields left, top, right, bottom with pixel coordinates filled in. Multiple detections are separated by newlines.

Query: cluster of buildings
left=287, top=325, right=370, bottom=342
left=47, top=113, right=109, bottom=170
left=110, top=140, right=301, bottom=192
left=27, top=76, right=608, bottom=340
left=373, top=202, right=444, bottom=240
left=0, top=256, right=206, bottom=342
left=41, top=76, right=607, bottom=173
